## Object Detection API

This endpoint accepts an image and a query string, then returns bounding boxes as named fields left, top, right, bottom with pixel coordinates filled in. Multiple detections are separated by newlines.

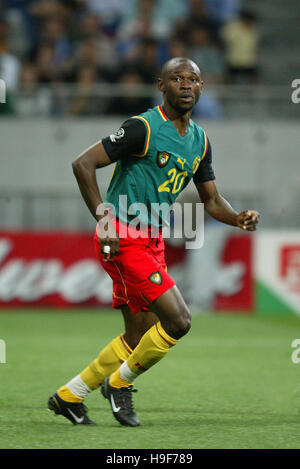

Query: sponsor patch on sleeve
left=110, top=127, right=125, bottom=143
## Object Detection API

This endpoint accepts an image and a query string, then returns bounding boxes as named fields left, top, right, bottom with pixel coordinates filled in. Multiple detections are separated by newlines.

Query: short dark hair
left=161, top=57, right=201, bottom=80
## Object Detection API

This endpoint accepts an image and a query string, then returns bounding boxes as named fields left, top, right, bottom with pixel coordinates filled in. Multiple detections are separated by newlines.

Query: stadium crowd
left=0, top=0, right=259, bottom=118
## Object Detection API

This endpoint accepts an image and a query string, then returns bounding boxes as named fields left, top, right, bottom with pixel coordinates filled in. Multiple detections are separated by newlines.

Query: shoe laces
left=120, top=386, right=138, bottom=413
left=76, top=402, right=89, bottom=417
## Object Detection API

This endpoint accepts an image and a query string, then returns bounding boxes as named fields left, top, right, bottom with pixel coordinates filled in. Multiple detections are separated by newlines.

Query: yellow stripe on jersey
left=200, top=131, right=208, bottom=161
left=131, top=116, right=151, bottom=157
left=109, top=162, right=117, bottom=183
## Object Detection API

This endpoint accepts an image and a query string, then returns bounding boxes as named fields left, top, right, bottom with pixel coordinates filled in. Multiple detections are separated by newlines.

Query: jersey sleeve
left=102, top=118, right=147, bottom=162
left=193, top=136, right=216, bottom=184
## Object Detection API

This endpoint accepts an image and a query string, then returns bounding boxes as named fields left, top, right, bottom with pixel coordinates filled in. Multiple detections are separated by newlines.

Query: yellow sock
left=57, top=385, right=83, bottom=403
left=109, top=322, right=178, bottom=389
left=80, top=335, right=132, bottom=389
left=57, top=335, right=132, bottom=402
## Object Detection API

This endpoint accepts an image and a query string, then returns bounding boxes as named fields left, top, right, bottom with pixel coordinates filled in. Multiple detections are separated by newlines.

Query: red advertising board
left=0, top=231, right=253, bottom=310
left=214, top=235, right=254, bottom=312
left=0, top=231, right=105, bottom=307
left=280, top=245, right=300, bottom=294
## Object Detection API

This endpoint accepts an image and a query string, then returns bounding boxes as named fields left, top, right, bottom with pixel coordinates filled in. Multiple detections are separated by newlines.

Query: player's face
left=161, top=65, right=203, bottom=113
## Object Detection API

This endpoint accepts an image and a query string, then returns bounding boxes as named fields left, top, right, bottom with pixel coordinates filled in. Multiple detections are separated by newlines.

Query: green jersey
left=102, top=105, right=215, bottom=228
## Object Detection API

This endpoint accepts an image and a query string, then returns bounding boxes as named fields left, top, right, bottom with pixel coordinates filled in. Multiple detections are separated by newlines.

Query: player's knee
left=166, top=306, right=191, bottom=339
left=176, top=309, right=192, bottom=337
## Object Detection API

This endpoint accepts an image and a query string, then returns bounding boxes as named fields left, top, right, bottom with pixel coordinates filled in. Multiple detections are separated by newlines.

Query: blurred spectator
left=35, top=44, right=58, bottom=83
left=116, top=0, right=154, bottom=63
left=40, top=18, right=72, bottom=70
left=204, top=0, right=242, bottom=23
left=192, top=91, right=224, bottom=119
left=188, top=26, right=225, bottom=83
left=179, top=0, right=222, bottom=44
left=29, top=0, right=75, bottom=21
left=14, top=61, right=52, bottom=116
left=5, top=8, right=31, bottom=59
left=0, top=0, right=238, bottom=118
left=168, top=36, right=188, bottom=60
left=77, top=11, right=100, bottom=40
left=0, top=19, right=21, bottom=90
left=29, top=0, right=82, bottom=58
left=221, top=10, right=259, bottom=84
left=83, top=0, right=127, bottom=34
left=138, top=37, right=160, bottom=83
left=121, top=37, right=160, bottom=84
left=69, top=66, right=106, bottom=116
left=188, top=0, right=212, bottom=22
left=75, top=13, right=118, bottom=72
left=63, top=38, right=112, bottom=83
left=118, top=0, right=188, bottom=43
left=72, top=38, right=100, bottom=75
left=107, top=70, right=153, bottom=116
left=3, top=1, right=44, bottom=59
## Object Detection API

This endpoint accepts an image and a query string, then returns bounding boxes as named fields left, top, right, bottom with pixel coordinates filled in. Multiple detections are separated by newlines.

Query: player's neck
left=161, top=103, right=191, bottom=137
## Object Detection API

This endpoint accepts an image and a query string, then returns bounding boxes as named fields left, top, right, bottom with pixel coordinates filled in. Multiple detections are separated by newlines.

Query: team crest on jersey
left=192, top=156, right=201, bottom=174
left=110, top=127, right=125, bottom=143
left=148, top=271, right=163, bottom=285
left=157, top=151, right=171, bottom=168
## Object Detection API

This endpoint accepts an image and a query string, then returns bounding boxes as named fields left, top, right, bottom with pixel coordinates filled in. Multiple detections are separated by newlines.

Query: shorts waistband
left=96, top=215, right=162, bottom=240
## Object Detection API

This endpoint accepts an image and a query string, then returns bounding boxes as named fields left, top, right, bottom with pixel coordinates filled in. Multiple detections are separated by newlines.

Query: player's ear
left=157, top=77, right=165, bottom=93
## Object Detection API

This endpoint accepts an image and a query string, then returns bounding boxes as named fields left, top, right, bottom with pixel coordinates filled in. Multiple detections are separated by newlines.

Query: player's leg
left=48, top=336, right=128, bottom=425
left=101, top=285, right=191, bottom=426
left=110, top=285, right=190, bottom=387
left=77, top=305, right=158, bottom=391
left=110, top=285, right=190, bottom=386
left=47, top=306, right=158, bottom=425
left=121, top=305, right=159, bottom=349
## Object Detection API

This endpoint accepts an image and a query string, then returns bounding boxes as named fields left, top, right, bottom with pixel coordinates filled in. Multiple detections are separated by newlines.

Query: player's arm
left=72, top=141, right=111, bottom=222
left=72, top=140, right=119, bottom=261
left=193, top=138, right=259, bottom=231
left=196, top=179, right=259, bottom=230
left=72, top=118, right=147, bottom=260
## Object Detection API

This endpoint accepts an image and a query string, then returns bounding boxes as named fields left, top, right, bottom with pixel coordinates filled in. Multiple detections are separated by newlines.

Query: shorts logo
left=148, top=271, right=162, bottom=285
left=157, top=151, right=171, bottom=168
left=110, top=127, right=125, bottom=143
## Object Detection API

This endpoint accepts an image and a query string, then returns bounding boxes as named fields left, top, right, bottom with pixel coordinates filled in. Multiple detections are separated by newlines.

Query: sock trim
left=119, top=361, right=138, bottom=383
left=66, top=374, right=92, bottom=399
left=120, top=334, right=133, bottom=354
left=57, top=385, right=84, bottom=403
left=156, top=322, right=178, bottom=346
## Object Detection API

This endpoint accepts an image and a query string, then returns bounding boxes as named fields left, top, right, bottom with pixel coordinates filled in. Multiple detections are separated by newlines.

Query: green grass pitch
left=0, top=309, right=300, bottom=449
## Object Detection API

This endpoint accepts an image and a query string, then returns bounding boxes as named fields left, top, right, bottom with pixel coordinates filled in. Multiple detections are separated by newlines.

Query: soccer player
left=48, top=57, right=259, bottom=427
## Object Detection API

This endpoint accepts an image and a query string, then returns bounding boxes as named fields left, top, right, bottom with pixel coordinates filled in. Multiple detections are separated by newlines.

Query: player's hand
left=237, top=210, right=260, bottom=231
left=97, top=212, right=119, bottom=262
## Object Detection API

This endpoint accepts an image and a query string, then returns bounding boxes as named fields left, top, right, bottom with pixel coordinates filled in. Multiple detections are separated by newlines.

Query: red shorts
left=94, top=220, right=175, bottom=314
